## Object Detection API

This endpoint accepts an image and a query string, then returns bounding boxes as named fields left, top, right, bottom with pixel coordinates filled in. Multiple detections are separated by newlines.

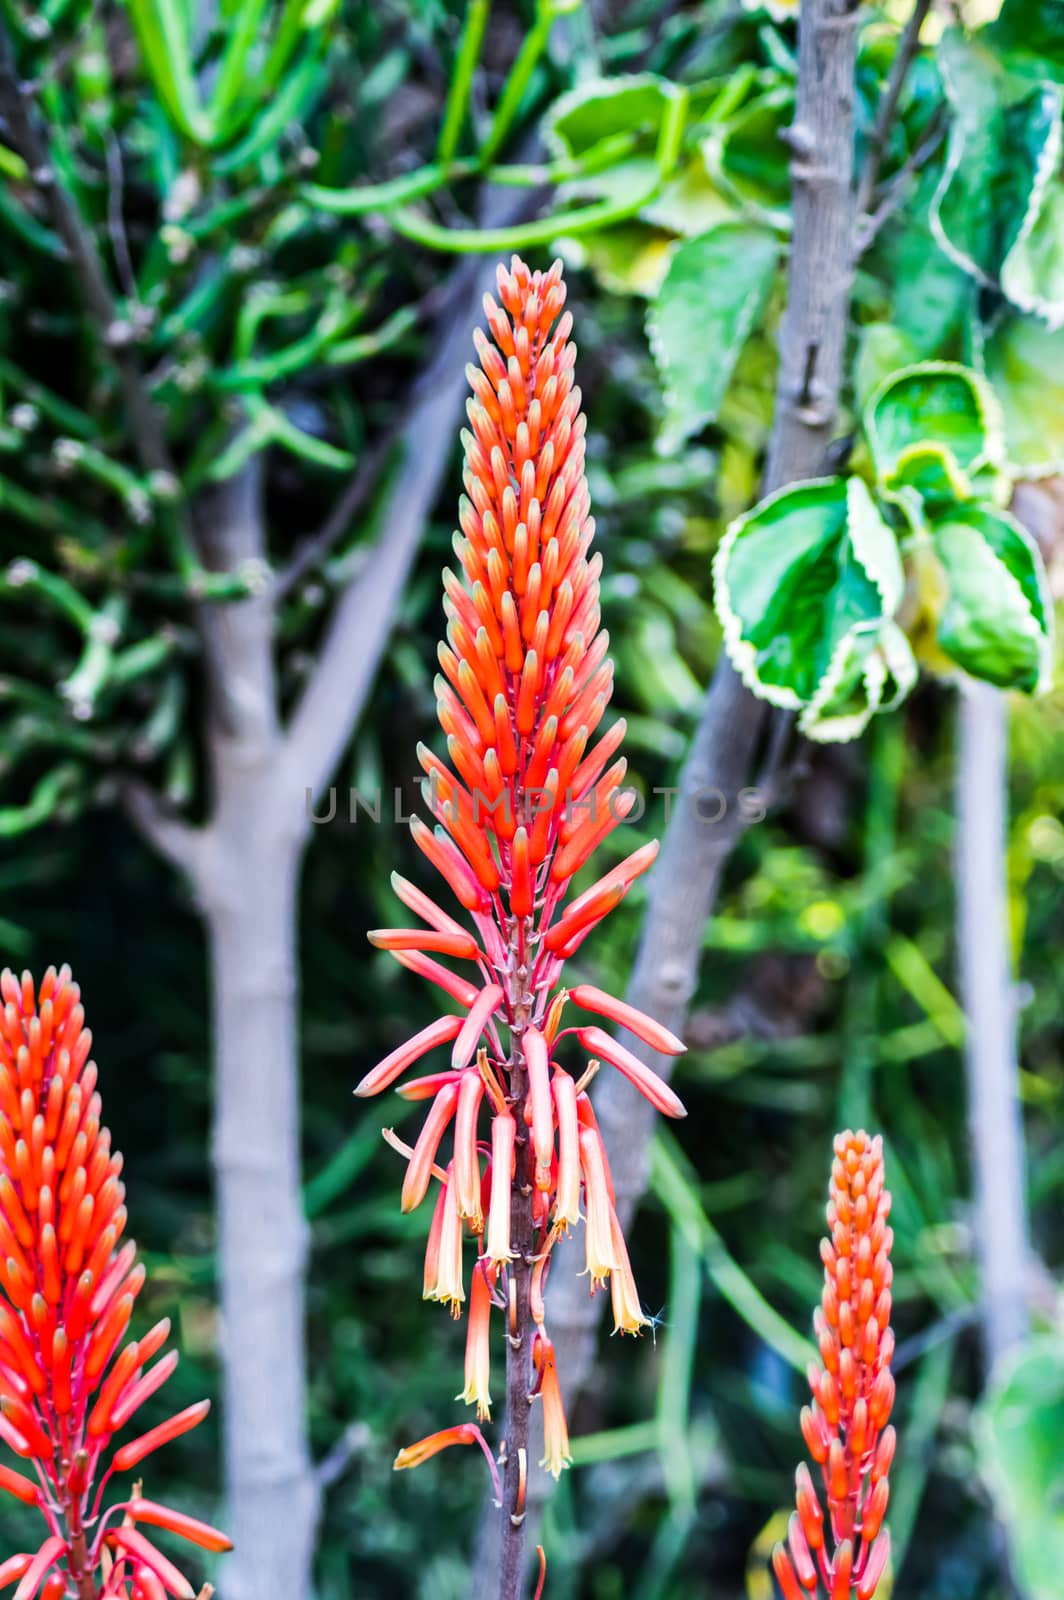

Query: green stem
left=437, top=0, right=493, bottom=166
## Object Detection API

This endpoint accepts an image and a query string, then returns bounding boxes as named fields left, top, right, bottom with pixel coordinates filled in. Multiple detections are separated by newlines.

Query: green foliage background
left=0, top=0, right=1063, bottom=1595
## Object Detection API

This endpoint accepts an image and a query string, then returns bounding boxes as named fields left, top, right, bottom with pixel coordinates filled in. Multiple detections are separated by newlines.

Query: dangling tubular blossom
left=773, top=1131, right=895, bottom=1600
left=0, top=966, right=229, bottom=1600
left=355, top=259, right=687, bottom=1525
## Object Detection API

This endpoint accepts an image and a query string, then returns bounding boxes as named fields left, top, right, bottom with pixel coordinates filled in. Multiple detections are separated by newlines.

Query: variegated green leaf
left=703, top=85, right=794, bottom=225
left=647, top=222, right=780, bottom=454
left=1001, top=182, right=1064, bottom=326
left=714, top=476, right=910, bottom=740
left=929, top=504, right=1053, bottom=693
left=982, top=309, right=1064, bottom=476
left=976, top=1338, right=1064, bottom=1600
left=544, top=74, right=681, bottom=166
left=801, top=618, right=917, bottom=743
left=865, top=362, right=1005, bottom=505
left=931, top=32, right=1063, bottom=316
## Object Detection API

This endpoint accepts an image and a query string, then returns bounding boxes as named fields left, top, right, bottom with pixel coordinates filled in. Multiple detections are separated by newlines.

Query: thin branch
left=273, top=422, right=403, bottom=602
left=313, top=1421, right=371, bottom=1492
left=854, top=0, right=934, bottom=224
left=854, top=111, right=947, bottom=256
left=122, top=778, right=205, bottom=877
left=103, top=126, right=138, bottom=305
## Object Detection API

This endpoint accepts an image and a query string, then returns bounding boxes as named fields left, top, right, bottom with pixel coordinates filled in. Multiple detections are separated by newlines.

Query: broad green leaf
left=982, top=309, right=1064, bottom=475
left=544, top=74, right=680, bottom=164
left=876, top=174, right=973, bottom=358
left=855, top=326, right=922, bottom=417
left=704, top=85, right=794, bottom=224
left=930, top=505, right=1053, bottom=693
left=641, top=158, right=735, bottom=238
left=976, top=1339, right=1064, bottom=1600
left=931, top=32, right=1063, bottom=313
left=558, top=223, right=674, bottom=298
left=865, top=362, right=1004, bottom=504
left=1002, top=181, right=1064, bottom=325
left=987, top=0, right=1064, bottom=84
left=714, top=476, right=910, bottom=740
left=647, top=222, right=779, bottom=453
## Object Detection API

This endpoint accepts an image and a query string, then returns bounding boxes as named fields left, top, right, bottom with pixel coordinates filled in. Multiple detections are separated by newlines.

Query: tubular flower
left=0, top=966, right=229, bottom=1600
left=356, top=258, right=687, bottom=1483
left=773, top=1131, right=895, bottom=1600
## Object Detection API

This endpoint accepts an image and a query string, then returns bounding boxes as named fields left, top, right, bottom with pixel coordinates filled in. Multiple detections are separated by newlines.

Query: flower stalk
left=356, top=257, right=687, bottom=1595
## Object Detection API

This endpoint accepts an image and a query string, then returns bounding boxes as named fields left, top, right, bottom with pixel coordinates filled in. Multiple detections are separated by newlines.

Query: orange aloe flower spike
left=773, top=1131, right=895, bottom=1599
left=0, top=966, right=227, bottom=1600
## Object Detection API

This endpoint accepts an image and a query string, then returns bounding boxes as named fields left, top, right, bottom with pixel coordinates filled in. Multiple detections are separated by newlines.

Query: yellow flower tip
left=393, top=1423, right=480, bottom=1472
left=456, top=1383, right=492, bottom=1424
left=539, top=1442, right=574, bottom=1480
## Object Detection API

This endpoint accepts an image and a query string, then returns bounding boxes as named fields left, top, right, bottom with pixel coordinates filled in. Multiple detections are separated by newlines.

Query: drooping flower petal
left=574, top=1026, right=687, bottom=1119
left=354, top=1015, right=465, bottom=1098
left=533, top=1336, right=571, bottom=1479
left=567, top=984, right=685, bottom=1056
left=402, top=1082, right=460, bottom=1214
left=578, top=1128, right=617, bottom=1289
left=458, top=1260, right=493, bottom=1421
left=451, top=984, right=505, bottom=1071
left=484, top=1114, right=515, bottom=1266
left=127, top=1499, right=233, bottom=1553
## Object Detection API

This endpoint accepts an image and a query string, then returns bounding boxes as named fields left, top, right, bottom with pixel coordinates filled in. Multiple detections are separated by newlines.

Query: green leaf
left=865, top=362, right=1004, bottom=505
left=982, top=309, right=1064, bottom=475
left=1002, top=180, right=1064, bottom=324
left=929, top=504, right=1054, bottom=692
left=560, top=223, right=674, bottom=298
left=931, top=33, right=1063, bottom=315
left=987, top=0, right=1064, bottom=85
left=647, top=222, right=779, bottom=453
left=714, top=476, right=912, bottom=741
left=875, top=174, right=973, bottom=357
left=704, top=84, right=794, bottom=225
left=976, top=1338, right=1064, bottom=1600
left=544, top=73, right=681, bottom=165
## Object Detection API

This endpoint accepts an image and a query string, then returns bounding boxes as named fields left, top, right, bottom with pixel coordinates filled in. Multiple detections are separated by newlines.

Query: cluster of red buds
left=355, top=257, right=686, bottom=1506
left=0, top=966, right=230, bottom=1600
left=773, top=1131, right=895, bottom=1600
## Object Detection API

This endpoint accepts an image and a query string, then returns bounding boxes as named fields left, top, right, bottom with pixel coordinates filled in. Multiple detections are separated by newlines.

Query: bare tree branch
left=121, top=778, right=205, bottom=877
left=854, top=0, right=934, bottom=226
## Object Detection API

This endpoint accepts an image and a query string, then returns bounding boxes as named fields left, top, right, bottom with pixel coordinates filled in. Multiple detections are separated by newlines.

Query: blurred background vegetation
left=0, top=0, right=1062, bottom=1596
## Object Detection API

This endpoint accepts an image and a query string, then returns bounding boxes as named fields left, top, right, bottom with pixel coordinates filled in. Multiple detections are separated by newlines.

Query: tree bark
left=471, top=0, right=862, bottom=1582
left=204, top=835, right=317, bottom=1600
left=954, top=681, right=1030, bottom=1370
left=190, top=463, right=321, bottom=1600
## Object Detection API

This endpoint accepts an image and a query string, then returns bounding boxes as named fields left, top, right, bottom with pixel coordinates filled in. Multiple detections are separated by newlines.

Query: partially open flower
left=356, top=258, right=686, bottom=1494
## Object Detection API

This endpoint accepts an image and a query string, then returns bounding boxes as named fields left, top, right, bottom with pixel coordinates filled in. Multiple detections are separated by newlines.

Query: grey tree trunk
left=205, top=839, right=317, bottom=1600
left=955, top=681, right=1030, bottom=1370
